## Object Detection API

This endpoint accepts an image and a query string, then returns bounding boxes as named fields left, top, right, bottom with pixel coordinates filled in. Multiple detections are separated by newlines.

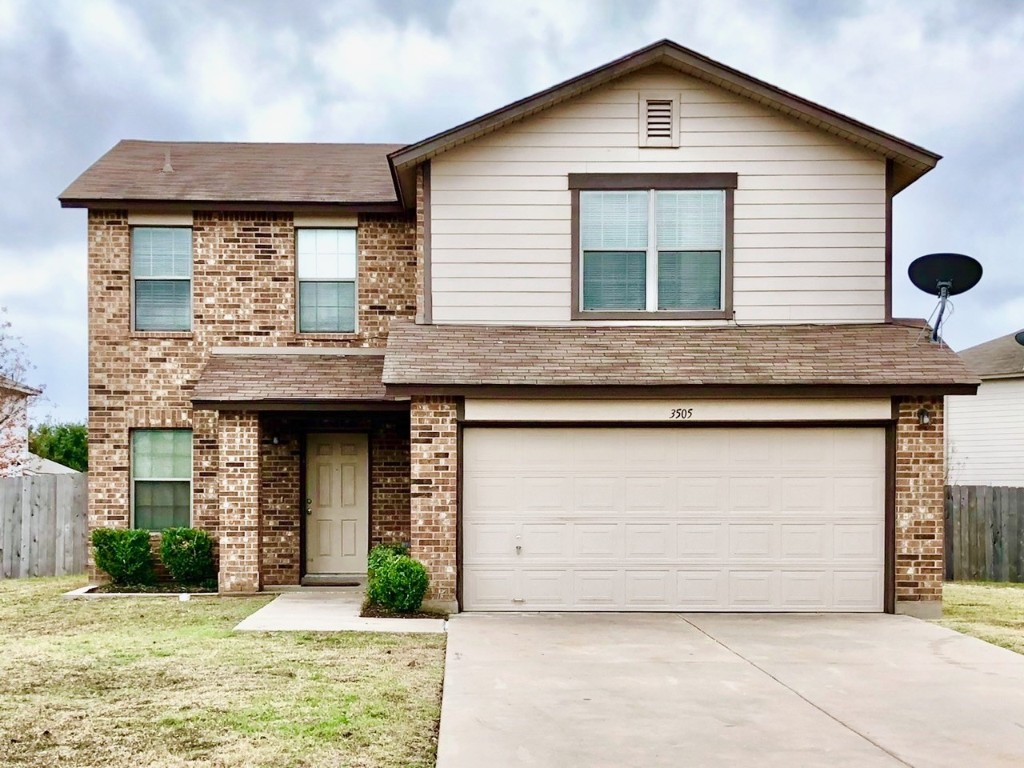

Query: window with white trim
left=132, top=227, right=192, bottom=331
left=131, top=429, right=192, bottom=531
left=579, top=189, right=726, bottom=313
left=297, top=228, right=357, bottom=333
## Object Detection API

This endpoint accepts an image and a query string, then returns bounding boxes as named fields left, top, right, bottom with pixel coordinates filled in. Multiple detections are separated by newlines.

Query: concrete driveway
left=437, top=613, right=1024, bottom=767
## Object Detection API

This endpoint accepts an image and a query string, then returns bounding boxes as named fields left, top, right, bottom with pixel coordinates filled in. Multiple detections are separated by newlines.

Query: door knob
left=305, top=498, right=313, bottom=516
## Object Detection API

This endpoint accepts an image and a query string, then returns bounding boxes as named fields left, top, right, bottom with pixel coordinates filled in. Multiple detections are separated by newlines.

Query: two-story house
left=61, top=40, right=976, bottom=617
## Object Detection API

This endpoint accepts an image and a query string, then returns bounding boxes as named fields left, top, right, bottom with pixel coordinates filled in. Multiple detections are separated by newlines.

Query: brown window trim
left=568, top=172, right=738, bottom=190
left=569, top=174, right=735, bottom=321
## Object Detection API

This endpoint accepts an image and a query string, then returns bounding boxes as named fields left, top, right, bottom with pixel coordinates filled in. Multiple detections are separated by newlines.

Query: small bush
left=366, top=548, right=429, bottom=613
left=160, top=528, right=216, bottom=586
left=367, top=542, right=408, bottom=577
left=91, top=528, right=155, bottom=586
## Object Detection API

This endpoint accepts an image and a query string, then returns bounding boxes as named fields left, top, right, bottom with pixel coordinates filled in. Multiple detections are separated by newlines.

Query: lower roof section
left=192, top=350, right=402, bottom=410
left=382, top=320, right=980, bottom=397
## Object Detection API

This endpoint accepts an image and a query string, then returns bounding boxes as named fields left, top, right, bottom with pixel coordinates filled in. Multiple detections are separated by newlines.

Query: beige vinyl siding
left=946, top=378, right=1024, bottom=487
left=429, top=66, right=887, bottom=325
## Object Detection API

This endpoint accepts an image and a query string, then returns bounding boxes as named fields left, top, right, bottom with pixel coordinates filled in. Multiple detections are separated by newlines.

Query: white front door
left=306, top=433, right=369, bottom=575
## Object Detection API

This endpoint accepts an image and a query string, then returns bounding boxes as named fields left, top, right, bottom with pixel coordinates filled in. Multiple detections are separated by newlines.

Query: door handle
left=305, top=498, right=313, bottom=516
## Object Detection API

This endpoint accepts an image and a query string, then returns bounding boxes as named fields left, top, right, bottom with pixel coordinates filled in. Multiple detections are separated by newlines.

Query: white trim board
left=462, top=398, right=891, bottom=423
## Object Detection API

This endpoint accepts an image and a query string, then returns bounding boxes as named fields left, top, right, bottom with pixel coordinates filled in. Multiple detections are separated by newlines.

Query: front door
left=305, top=433, right=369, bottom=575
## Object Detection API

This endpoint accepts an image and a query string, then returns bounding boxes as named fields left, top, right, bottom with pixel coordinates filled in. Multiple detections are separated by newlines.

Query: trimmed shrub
left=367, top=542, right=408, bottom=578
left=91, top=528, right=155, bottom=586
left=160, top=528, right=216, bottom=586
left=366, top=548, right=429, bottom=613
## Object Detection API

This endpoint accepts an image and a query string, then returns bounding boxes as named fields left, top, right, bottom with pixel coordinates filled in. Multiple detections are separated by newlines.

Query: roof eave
left=388, top=39, right=941, bottom=202
left=383, top=382, right=980, bottom=398
left=58, top=197, right=404, bottom=212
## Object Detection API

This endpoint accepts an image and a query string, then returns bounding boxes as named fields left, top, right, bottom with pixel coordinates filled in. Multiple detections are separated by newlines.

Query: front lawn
left=0, top=577, right=446, bottom=767
left=940, top=581, right=1024, bottom=655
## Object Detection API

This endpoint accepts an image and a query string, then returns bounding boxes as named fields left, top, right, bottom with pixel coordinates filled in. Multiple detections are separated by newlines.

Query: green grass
left=940, top=581, right=1024, bottom=655
left=0, top=577, right=446, bottom=767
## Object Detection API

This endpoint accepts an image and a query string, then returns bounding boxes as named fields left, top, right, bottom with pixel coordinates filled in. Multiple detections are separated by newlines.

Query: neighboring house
left=947, top=330, right=1024, bottom=487
left=60, top=40, right=977, bottom=618
left=0, top=376, right=78, bottom=477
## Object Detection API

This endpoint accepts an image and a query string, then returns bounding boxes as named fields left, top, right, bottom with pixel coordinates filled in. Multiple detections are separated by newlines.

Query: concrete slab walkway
left=233, top=588, right=446, bottom=633
left=438, top=613, right=1024, bottom=768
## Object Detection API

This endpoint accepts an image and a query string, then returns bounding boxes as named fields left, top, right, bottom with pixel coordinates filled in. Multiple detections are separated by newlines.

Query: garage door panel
left=573, top=476, right=623, bottom=512
left=675, top=477, right=726, bottom=511
left=728, top=477, right=778, bottom=512
left=466, top=475, right=518, bottom=512
left=832, top=570, right=883, bottom=609
left=573, top=523, right=623, bottom=558
left=728, top=524, right=776, bottom=559
left=728, top=571, right=777, bottom=608
left=625, top=570, right=673, bottom=606
left=676, top=432, right=729, bottom=468
left=520, top=523, right=569, bottom=558
left=779, top=571, right=830, bottom=609
left=625, top=476, right=676, bottom=511
left=574, top=570, right=624, bottom=607
left=463, top=427, right=885, bottom=612
left=677, top=523, right=725, bottom=558
left=625, top=524, right=674, bottom=558
left=833, top=523, right=883, bottom=560
left=834, top=477, right=882, bottom=513
left=676, top=571, right=727, bottom=607
left=465, top=522, right=517, bottom=559
left=521, top=476, right=571, bottom=512
left=780, top=476, right=832, bottom=512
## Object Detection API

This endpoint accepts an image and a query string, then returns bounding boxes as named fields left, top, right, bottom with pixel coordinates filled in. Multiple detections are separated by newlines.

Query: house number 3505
left=669, top=408, right=693, bottom=420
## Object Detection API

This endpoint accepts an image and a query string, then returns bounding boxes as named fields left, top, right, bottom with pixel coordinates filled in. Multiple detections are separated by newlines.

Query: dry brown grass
left=0, top=577, right=446, bottom=767
left=940, top=581, right=1024, bottom=655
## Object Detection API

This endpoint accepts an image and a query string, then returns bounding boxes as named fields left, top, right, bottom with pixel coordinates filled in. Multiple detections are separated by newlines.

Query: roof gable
left=959, top=331, right=1024, bottom=380
left=389, top=39, right=939, bottom=205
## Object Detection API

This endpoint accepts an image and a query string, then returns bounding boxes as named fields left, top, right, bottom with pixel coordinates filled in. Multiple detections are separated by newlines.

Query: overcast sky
left=1, top=0, right=1022, bottom=423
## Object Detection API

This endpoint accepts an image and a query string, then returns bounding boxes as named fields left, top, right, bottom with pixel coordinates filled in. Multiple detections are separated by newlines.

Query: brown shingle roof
left=0, top=375, right=40, bottom=397
left=958, top=331, right=1024, bottom=380
left=382, top=320, right=979, bottom=392
left=59, top=140, right=404, bottom=207
left=192, top=353, right=392, bottom=405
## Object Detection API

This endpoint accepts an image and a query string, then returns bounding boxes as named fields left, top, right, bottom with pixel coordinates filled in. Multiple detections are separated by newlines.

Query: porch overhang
left=192, top=349, right=406, bottom=410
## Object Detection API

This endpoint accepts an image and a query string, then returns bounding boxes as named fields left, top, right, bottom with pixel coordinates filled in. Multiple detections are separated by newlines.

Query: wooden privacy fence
left=945, top=485, right=1024, bottom=583
left=0, top=473, right=88, bottom=579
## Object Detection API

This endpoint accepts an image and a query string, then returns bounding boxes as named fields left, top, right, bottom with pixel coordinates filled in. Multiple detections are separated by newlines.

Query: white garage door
left=463, top=427, right=885, bottom=612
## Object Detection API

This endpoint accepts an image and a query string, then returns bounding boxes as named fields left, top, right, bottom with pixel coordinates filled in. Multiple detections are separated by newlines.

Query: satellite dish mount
left=907, top=253, right=982, bottom=343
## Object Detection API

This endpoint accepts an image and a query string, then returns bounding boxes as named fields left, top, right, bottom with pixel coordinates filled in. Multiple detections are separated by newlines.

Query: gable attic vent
left=639, top=92, right=679, bottom=148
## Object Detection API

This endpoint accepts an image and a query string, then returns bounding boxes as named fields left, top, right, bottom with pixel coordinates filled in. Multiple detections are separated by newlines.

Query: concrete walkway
left=233, top=588, right=446, bottom=633
left=438, top=613, right=1024, bottom=768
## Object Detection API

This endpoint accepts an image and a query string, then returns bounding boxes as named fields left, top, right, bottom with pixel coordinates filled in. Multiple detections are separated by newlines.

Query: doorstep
left=233, top=588, right=447, bottom=634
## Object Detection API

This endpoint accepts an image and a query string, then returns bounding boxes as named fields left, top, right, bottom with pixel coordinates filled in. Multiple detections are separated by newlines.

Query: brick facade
left=894, top=396, right=945, bottom=617
left=218, top=411, right=260, bottom=593
left=86, top=209, right=416, bottom=584
left=409, top=396, right=459, bottom=608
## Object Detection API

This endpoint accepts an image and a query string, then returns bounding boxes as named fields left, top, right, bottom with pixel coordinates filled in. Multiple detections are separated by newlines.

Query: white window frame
left=295, top=227, right=359, bottom=334
left=130, top=429, right=193, bottom=532
left=130, top=226, right=193, bottom=333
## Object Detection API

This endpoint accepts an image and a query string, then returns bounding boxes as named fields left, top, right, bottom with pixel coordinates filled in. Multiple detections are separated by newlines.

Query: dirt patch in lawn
left=361, top=601, right=449, bottom=620
left=940, top=581, right=1024, bottom=655
left=0, top=577, right=446, bottom=768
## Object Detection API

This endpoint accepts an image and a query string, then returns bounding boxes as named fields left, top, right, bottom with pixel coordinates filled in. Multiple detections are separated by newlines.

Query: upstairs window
left=570, top=174, right=735, bottom=320
left=132, top=429, right=192, bottom=531
left=297, top=228, right=357, bottom=333
left=132, top=227, right=192, bottom=331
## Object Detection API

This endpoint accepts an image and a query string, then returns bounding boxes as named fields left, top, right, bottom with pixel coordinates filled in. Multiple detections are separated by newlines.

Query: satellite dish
left=1015, top=331, right=1024, bottom=347
left=908, top=253, right=983, bottom=343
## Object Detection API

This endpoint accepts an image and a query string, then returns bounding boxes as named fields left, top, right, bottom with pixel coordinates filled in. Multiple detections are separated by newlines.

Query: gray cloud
left=1, top=0, right=1022, bottom=422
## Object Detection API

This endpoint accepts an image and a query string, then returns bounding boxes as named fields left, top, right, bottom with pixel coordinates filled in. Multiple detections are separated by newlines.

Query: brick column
left=409, top=395, right=459, bottom=611
left=217, top=411, right=261, bottom=593
left=894, top=396, right=945, bottom=618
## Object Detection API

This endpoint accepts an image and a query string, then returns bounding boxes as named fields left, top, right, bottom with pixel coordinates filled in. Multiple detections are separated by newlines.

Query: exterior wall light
left=917, top=407, right=932, bottom=427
